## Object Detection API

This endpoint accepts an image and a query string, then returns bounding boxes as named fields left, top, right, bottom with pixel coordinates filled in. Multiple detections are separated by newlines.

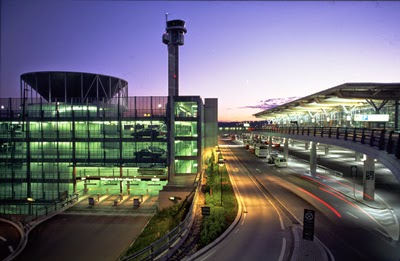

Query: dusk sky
left=1, top=1, right=399, bottom=122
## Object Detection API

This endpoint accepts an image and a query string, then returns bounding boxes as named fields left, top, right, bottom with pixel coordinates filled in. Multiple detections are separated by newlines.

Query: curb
left=1, top=218, right=25, bottom=261
left=183, top=165, right=244, bottom=261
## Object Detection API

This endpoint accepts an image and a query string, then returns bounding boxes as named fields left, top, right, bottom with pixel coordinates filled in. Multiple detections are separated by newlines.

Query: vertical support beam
left=284, top=138, right=289, bottom=160
left=268, top=136, right=272, bottom=153
left=395, top=99, right=399, bottom=131
left=324, top=145, right=329, bottom=155
left=73, top=166, right=77, bottom=193
left=355, top=151, right=362, bottom=162
left=120, top=167, right=123, bottom=194
left=64, top=72, right=67, bottom=101
left=363, top=155, right=375, bottom=201
left=49, top=72, right=52, bottom=102
left=310, top=142, right=317, bottom=176
left=167, top=96, right=175, bottom=180
left=305, top=141, right=310, bottom=150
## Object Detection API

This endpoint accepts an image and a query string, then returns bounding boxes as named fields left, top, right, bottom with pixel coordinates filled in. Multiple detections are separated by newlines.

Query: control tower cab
left=162, top=19, right=187, bottom=46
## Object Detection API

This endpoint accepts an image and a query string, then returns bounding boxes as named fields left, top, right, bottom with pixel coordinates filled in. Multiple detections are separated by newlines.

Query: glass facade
left=173, top=98, right=202, bottom=175
left=265, top=101, right=399, bottom=130
left=0, top=71, right=219, bottom=216
left=0, top=94, right=205, bottom=214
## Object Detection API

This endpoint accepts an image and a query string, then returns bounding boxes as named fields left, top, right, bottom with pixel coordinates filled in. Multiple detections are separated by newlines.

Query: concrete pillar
left=284, top=138, right=289, bottom=160
left=324, top=146, right=329, bottom=155
left=363, top=155, right=375, bottom=201
left=355, top=152, right=362, bottom=162
left=310, top=142, right=317, bottom=176
left=305, top=141, right=310, bottom=150
left=268, top=136, right=273, bottom=153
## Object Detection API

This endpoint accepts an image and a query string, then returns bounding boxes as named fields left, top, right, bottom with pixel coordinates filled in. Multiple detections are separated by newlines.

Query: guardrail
left=20, top=192, right=80, bottom=226
left=253, top=127, right=400, bottom=159
left=121, top=172, right=202, bottom=261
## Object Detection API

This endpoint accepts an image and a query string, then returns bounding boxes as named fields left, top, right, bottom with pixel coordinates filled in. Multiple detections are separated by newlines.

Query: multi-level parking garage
left=0, top=71, right=217, bottom=215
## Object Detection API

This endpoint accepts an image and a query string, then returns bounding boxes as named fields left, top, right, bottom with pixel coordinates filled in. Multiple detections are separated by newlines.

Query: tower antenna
left=165, top=13, right=168, bottom=23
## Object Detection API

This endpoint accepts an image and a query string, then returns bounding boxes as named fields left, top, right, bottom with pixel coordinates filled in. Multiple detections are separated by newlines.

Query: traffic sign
left=366, top=170, right=375, bottom=180
left=201, top=206, right=211, bottom=216
left=303, top=209, right=315, bottom=241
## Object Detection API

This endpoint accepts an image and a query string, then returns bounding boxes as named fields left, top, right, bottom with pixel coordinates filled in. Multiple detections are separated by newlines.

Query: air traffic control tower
left=162, top=19, right=187, bottom=97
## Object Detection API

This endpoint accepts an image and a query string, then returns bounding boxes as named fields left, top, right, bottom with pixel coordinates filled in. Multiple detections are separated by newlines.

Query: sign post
left=351, top=165, right=357, bottom=198
left=303, top=209, right=315, bottom=241
left=201, top=206, right=210, bottom=216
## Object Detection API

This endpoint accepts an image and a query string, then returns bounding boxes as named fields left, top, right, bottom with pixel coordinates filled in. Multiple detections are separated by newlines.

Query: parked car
left=134, top=149, right=161, bottom=159
left=131, top=129, right=159, bottom=139
left=148, top=146, right=166, bottom=155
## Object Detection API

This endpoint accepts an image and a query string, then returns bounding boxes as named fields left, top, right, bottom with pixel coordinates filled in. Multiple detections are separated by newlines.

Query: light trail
left=298, top=187, right=342, bottom=218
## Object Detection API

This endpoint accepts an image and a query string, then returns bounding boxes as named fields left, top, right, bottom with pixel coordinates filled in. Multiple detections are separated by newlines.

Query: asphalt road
left=14, top=214, right=152, bottom=261
left=221, top=141, right=400, bottom=261
left=198, top=146, right=294, bottom=261
left=0, top=221, right=20, bottom=260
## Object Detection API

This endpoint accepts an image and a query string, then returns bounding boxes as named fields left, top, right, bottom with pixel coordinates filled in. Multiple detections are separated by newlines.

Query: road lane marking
left=8, top=245, right=14, bottom=253
left=241, top=213, right=246, bottom=226
left=249, top=174, right=285, bottom=230
left=278, top=238, right=286, bottom=261
left=0, top=236, right=6, bottom=242
left=234, top=228, right=239, bottom=234
left=256, top=168, right=261, bottom=172
left=347, top=212, right=359, bottom=219
left=374, top=227, right=390, bottom=238
left=199, top=250, right=216, bottom=261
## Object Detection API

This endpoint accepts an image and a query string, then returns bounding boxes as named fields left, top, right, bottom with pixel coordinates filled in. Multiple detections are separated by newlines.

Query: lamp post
left=218, top=160, right=225, bottom=206
left=27, top=197, right=35, bottom=215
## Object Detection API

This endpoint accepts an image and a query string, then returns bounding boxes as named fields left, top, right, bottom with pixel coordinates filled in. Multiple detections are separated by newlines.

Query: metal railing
left=121, top=173, right=202, bottom=261
left=20, top=193, right=80, bottom=226
left=254, top=127, right=400, bottom=159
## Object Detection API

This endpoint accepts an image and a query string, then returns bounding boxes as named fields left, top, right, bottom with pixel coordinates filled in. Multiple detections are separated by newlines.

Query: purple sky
left=1, top=1, right=399, bottom=122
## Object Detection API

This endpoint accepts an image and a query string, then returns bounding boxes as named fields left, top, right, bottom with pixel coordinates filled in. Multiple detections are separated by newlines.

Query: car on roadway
left=274, top=156, right=288, bottom=167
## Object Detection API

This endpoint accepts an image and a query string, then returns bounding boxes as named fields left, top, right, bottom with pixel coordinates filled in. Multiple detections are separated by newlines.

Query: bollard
left=97, top=193, right=100, bottom=202
left=88, top=197, right=95, bottom=206
left=133, top=198, right=140, bottom=208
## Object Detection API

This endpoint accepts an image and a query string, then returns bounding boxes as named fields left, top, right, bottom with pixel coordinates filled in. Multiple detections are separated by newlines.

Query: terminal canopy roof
left=253, top=82, right=400, bottom=119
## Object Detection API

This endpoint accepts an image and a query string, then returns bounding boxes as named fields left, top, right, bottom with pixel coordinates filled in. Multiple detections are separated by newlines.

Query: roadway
left=207, top=137, right=400, bottom=261
left=0, top=220, right=20, bottom=260
left=198, top=147, right=295, bottom=260
left=13, top=194, right=157, bottom=261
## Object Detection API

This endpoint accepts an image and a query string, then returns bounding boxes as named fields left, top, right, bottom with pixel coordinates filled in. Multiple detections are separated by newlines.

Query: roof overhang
left=253, top=82, right=400, bottom=119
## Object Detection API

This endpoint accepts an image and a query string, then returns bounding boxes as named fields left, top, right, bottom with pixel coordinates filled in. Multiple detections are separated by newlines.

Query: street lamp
left=27, top=197, right=35, bottom=215
left=218, top=160, right=225, bottom=206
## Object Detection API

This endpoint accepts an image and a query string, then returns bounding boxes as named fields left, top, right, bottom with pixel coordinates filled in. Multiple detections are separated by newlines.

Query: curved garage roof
left=21, top=71, right=128, bottom=103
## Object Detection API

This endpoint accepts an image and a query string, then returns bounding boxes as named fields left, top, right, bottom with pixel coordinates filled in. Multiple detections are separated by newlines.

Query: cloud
left=241, top=96, right=299, bottom=109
